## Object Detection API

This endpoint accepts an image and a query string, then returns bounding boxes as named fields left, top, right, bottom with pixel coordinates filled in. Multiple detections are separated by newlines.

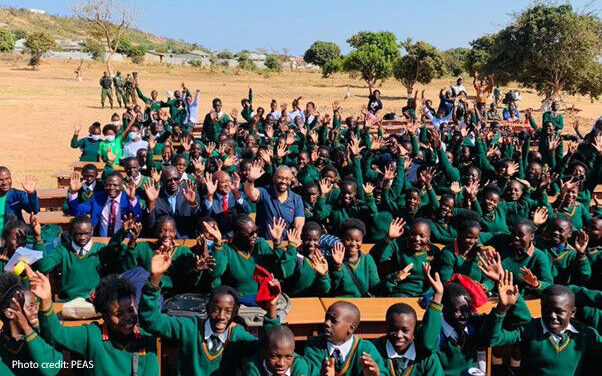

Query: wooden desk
left=55, top=171, right=71, bottom=189
left=72, top=161, right=123, bottom=173
left=38, top=188, right=68, bottom=211
left=28, top=211, right=73, bottom=229
left=286, top=298, right=326, bottom=340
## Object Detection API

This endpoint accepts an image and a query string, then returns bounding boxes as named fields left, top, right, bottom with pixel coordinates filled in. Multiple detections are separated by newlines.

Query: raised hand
left=383, top=164, right=396, bottom=181
left=125, top=177, right=137, bottom=201
left=205, top=142, right=216, bottom=155
left=286, top=227, right=301, bottom=245
left=276, top=144, right=289, bottom=159
left=150, top=168, right=161, bottom=184
left=519, top=267, right=539, bottom=287
left=144, top=179, right=159, bottom=203
left=246, top=160, right=265, bottom=183
left=450, top=181, right=462, bottom=195
left=360, top=352, right=380, bottom=376
left=349, top=135, right=365, bottom=156
left=388, top=217, right=406, bottom=238
left=423, top=262, right=443, bottom=303
left=74, top=124, right=82, bottom=134
left=151, top=244, right=175, bottom=277
left=148, top=137, right=157, bottom=151
left=331, top=242, right=345, bottom=266
left=223, top=154, right=239, bottom=168
left=497, top=270, right=519, bottom=313
left=268, top=217, right=287, bottom=243
left=566, top=140, right=578, bottom=155
left=203, top=221, right=222, bottom=243
left=310, top=251, right=329, bottom=276
left=465, top=180, right=480, bottom=198
left=321, top=357, right=335, bottom=376
left=395, top=263, right=413, bottom=282
left=4, top=297, right=33, bottom=334
left=183, top=180, right=197, bottom=205
left=29, top=213, right=42, bottom=239
left=231, top=172, right=241, bottom=192
left=532, top=206, right=548, bottom=226
left=319, top=178, right=333, bottom=197
left=106, top=147, right=117, bottom=164
left=362, top=182, right=375, bottom=195
left=574, top=230, right=589, bottom=254
left=548, top=135, right=560, bottom=151
left=370, top=136, right=384, bottom=150
left=309, top=129, right=319, bottom=144
left=195, top=252, right=216, bottom=272
left=22, top=175, right=37, bottom=194
left=506, top=161, right=519, bottom=177
left=204, top=172, right=218, bottom=198
left=25, top=264, right=52, bottom=302
left=477, top=248, right=504, bottom=282
left=593, top=134, right=602, bottom=154
left=69, top=171, right=83, bottom=193
left=419, top=167, right=435, bottom=186
left=259, top=149, right=272, bottom=165
left=230, top=108, right=238, bottom=119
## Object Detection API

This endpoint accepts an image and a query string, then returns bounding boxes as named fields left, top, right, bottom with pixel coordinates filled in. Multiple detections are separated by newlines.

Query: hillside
left=0, top=7, right=207, bottom=53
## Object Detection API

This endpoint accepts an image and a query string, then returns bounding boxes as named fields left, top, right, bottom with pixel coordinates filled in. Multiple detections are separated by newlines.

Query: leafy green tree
left=81, top=38, right=105, bottom=60
left=442, top=47, right=469, bottom=77
left=0, top=27, right=16, bottom=52
left=343, top=31, right=399, bottom=90
left=322, top=57, right=343, bottom=78
left=25, top=31, right=56, bottom=68
left=237, top=51, right=257, bottom=71
left=393, top=40, right=446, bottom=95
left=114, top=38, right=132, bottom=55
left=265, top=54, right=283, bottom=72
left=304, top=40, right=341, bottom=68
left=128, top=45, right=147, bottom=64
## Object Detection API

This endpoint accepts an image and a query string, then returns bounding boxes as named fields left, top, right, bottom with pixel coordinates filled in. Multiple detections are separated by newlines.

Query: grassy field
left=1, top=58, right=601, bottom=188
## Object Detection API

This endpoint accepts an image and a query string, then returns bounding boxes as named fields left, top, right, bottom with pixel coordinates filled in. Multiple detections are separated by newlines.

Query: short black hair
left=82, top=163, right=98, bottom=174
left=483, top=185, right=502, bottom=197
left=155, top=215, right=175, bottom=232
left=92, top=274, right=136, bottom=316
left=263, top=325, right=295, bottom=350
left=70, top=215, right=92, bottom=230
left=102, top=124, right=117, bottom=135
left=342, top=218, right=366, bottom=237
left=385, top=303, right=417, bottom=323
left=542, top=284, right=575, bottom=307
left=443, top=282, right=471, bottom=307
left=302, top=221, right=321, bottom=238
left=105, top=171, right=123, bottom=181
left=0, top=272, right=27, bottom=323
left=453, top=210, right=481, bottom=233
left=208, top=285, right=241, bottom=315
left=514, top=219, right=537, bottom=234
left=232, top=213, right=254, bottom=234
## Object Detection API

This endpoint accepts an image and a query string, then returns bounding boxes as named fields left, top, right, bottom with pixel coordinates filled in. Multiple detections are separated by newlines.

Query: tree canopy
left=304, top=41, right=341, bottom=70
left=393, top=40, right=447, bottom=95
left=25, top=31, right=56, bottom=68
left=0, top=27, right=16, bottom=52
left=442, top=47, right=469, bottom=77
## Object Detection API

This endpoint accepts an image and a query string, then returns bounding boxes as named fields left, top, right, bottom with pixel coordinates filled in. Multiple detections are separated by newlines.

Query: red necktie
left=107, top=199, right=118, bottom=236
left=221, top=195, right=229, bottom=213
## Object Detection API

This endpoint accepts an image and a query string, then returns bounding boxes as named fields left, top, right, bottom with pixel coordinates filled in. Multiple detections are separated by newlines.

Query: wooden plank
left=38, top=188, right=68, bottom=211
left=55, top=171, right=71, bottom=189
left=73, top=161, right=123, bottom=172
left=29, top=211, right=73, bottom=230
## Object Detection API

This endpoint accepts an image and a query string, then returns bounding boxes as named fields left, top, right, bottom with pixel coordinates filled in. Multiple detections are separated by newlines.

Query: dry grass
left=0, top=59, right=600, bottom=188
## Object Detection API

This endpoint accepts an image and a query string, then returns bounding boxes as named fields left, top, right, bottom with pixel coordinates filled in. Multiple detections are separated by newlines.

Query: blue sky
left=2, top=0, right=600, bottom=55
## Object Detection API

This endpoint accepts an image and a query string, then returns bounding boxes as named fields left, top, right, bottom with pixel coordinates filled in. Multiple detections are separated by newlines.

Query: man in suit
left=67, top=171, right=142, bottom=236
left=143, top=166, right=200, bottom=238
left=203, top=170, right=250, bottom=238
left=0, top=166, right=39, bottom=235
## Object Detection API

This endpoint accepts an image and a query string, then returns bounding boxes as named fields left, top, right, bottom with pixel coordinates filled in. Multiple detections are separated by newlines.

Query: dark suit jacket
left=3, top=188, right=39, bottom=222
left=143, top=188, right=201, bottom=238
left=202, top=192, right=251, bottom=238
left=67, top=191, right=142, bottom=236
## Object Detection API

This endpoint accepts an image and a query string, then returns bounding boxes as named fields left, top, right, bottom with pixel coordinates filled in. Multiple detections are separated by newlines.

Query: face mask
left=128, top=131, right=138, bottom=140
left=112, top=121, right=120, bottom=126
left=105, top=135, right=115, bottom=142
left=91, top=134, right=101, bottom=141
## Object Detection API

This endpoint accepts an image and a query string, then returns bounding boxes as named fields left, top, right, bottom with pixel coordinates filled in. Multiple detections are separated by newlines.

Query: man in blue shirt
left=244, top=163, right=305, bottom=239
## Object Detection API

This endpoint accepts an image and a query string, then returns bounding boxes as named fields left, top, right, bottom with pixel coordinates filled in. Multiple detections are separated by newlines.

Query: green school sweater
left=38, top=304, right=158, bottom=376
left=210, top=238, right=283, bottom=296
left=542, top=111, right=564, bottom=130
left=202, top=113, right=231, bottom=142
left=0, top=330, right=63, bottom=376
left=279, top=244, right=331, bottom=297
left=435, top=314, right=488, bottom=376
left=536, top=241, right=591, bottom=285
left=303, top=334, right=388, bottom=376
left=297, top=164, right=320, bottom=185
left=551, top=202, right=592, bottom=231
left=372, top=236, right=433, bottom=297
left=437, top=244, right=495, bottom=292
left=136, top=88, right=164, bottom=111
left=372, top=337, right=443, bottom=376
left=483, top=314, right=600, bottom=376
left=472, top=199, right=510, bottom=234
left=314, top=194, right=378, bottom=236
left=71, top=135, right=100, bottom=162
left=587, top=246, right=602, bottom=290
left=330, top=253, right=380, bottom=297
left=138, top=281, right=279, bottom=376
left=34, top=241, right=116, bottom=301
left=98, top=136, right=123, bottom=166
left=242, top=353, right=310, bottom=376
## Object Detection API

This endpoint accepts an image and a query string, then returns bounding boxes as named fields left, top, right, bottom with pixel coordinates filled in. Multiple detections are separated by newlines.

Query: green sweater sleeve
left=480, top=311, right=522, bottom=347
left=417, top=301, right=443, bottom=354
left=70, top=134, right=84, bottom=149
left=38, top=304, right=90, bottom=354
left=390, top=156, right=407, bottom=197
left=437, top=147, right=460, bottom=182
left=136, top=87, right=150, bottom=103
left=34, top=244, right=63, bottom=273
left=138, top=281, right=187, bottom=341
left=23, top=331, right=63, bottom=376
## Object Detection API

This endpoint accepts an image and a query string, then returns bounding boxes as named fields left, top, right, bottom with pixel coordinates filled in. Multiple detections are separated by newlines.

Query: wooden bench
left=54, top=171, right=71, bottom=189
left=37, top=188, right=68, bottom=211
left=72, top=161, right=123, bottom=173
left=30, top=211, right=73, bottom=229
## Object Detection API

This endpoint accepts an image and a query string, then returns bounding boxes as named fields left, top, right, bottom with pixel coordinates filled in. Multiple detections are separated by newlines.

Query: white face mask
left=91, top=134, right=101, bottom=141
left=105, top=135, right=115, bottom=142
left=112, top=121, right=120, bottom=126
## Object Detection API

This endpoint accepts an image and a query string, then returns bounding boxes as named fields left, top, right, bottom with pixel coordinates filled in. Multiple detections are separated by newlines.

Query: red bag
left=253, top=265, right=279, bottom=309
left=449, top=273, right=489, bottom=312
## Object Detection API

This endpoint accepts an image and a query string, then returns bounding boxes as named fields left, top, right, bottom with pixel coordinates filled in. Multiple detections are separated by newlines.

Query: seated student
left=482, top=280, right=602, bottom=376
left=97, top=124, right=124, bottom=167
left=29, top=269, right=159, bottom=376
left=0, top=272, right=63, bottom=376
left=471, top=185, right=510, bottom=234
left=536, top=217, right=591, bottom=285
left=304, top=301, right=386, bottom=376
left=0, top=166, right=39, bottom=235
left=67, top=171, right=142, bottom=236
left=372, top=218, right=432, bottom=297
left=142, top=166, right=200, bottom=238
left=204, top=214, right=286, bottom=296
left=550, top=182, right=594, bottom=231
left=173, top=154, right=198, bottom=185
left=62, top=166, right=104, bottom=214
left=585, top=216, right=602, bottom=289
left=0, top=217, right=31, bottom=271
left=372, top=264, right=445, bottom=376
left=278, top=222, right=331, bottom=297
left=122, top=123, right=148, bottom=158
left=71, top=122, right=101, bottom=162
left=242, top=325, right=310, bottom=376
left=203, top=171, right=250, bottom=238
left=33, top=216, right=122, bottom=301
left=329, top=219, right=380, bottom=297
left=139, top=253, right=281, bottom=376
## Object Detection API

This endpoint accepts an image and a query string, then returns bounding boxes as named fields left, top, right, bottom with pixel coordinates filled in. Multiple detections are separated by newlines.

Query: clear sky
left=2, top=0, right=600, bottom=55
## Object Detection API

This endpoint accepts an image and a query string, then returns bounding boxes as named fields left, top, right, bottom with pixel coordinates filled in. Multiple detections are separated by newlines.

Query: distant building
left=27, top=8, right=46, bottom=14
left=145, top=50, right=210, bottom=65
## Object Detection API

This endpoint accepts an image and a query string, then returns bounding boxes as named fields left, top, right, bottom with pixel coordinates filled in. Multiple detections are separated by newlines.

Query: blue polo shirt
left=256, top=186, right=304, bottom=239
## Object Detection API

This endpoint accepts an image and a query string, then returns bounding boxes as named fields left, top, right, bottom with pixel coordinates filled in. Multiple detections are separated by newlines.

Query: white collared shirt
left=442, top=318, right=469, bottom=342
left=204, top=192, right=245, bottom=210
left=540, top=319, right=579, bottom=344
left=262, top=360, right=291, bottom=376
left=71, top=240, right=93, bottom=257
left=82, top=181, right=96, bottom=193
left=100, top=195, right=122, bottom=237
left=327, top=336, right=354, bottom=362
left=204, top=320, right=228, bottom=351
left=386, top=340, right=416, bottom=361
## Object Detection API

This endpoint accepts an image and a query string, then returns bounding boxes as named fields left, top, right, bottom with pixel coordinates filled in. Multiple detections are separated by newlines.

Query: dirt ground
left=0, top=58, right=601, bottom=188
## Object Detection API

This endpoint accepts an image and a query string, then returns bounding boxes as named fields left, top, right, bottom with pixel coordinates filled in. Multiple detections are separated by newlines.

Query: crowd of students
left=1, top=75, right=602, bottom=376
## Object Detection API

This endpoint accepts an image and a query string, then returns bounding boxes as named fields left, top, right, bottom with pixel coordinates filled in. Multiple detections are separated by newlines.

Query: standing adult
left=0, top=167, right=39, bottom=235
left=112, top=71, right=127, bottom=108
left=99, top=71, right=113, bottom=109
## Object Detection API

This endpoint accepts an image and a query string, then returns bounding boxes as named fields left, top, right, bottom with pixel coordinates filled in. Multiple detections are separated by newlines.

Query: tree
left=237, top=51, right=257, bottom=71
left=322, top=57, right=343, bottom=78
left=265, top=54, right=283, bottom=72
left=492, top=4, right=602, bottom=100
left=25, top=31, right=56, bottom=69
left=393, top=40, right=447, bottom=95
left=442, top=47, right=470, bottom=77
left=0, top=27, right=16, bottom=52
left=216, top=50, right=234, bottom=59
left=12, top=29, right=27, bottom=41
left=342, top=31, right=400, bottom=90
left=304, top=41, right=341, bottom=67
left=114, top=37, right=132, bottom=55
left=81, top=38, right=105, bottom=60
left=73, top=0, right=134, bottom=75
left=128, top=45, right=147, bottom=64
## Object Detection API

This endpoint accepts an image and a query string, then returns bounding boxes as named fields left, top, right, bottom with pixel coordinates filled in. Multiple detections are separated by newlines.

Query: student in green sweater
left=33, top=216, right=122, bottom=301
left=550, top=182, right=593, bottom=231
left=372, top=264, right=445, bottom=376
left=329, top=219, right=380, bottom=297
left=304, top=301, right=386, bottom=376
left=71, top=122, right=101, bottom=162
left=242, top=325, right=310, bottom=376
left=0, top=219, right=31, bottom=272
left=139, top=251, right=281, bottom=376
left=29, top=270, right=159, bottom=376
left=278, top=222, right=331, bottom=297
left=585, top=216, right=602, bottom=290
left=202, top=98, right=231, bottom=142
left=482, top=280, right=602, bottom=376
left=0, top=272, right=62, bottom=376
